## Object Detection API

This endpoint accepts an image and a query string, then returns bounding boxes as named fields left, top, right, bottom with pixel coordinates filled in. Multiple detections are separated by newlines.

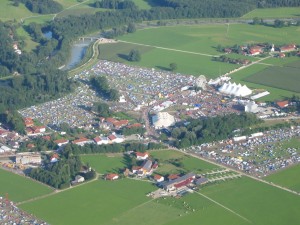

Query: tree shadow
left=156, top=66, right=171, bottom=71
left=117, top=53, right=129, bottom=61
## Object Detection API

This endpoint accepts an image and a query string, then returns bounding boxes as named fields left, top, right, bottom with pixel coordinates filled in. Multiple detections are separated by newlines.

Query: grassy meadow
left=242, top=7, right=300, bottom=19
left=80, top=154, right=126, bottom=174
left=265, top=164, right=300, bottom=192
left=0, top=168, right=53, bottom=202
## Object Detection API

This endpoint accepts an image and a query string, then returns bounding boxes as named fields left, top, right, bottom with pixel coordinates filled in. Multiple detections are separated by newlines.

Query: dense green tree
left=128, top=49, right=141, bottom=62
left=169, top=63, right=177, bottom=71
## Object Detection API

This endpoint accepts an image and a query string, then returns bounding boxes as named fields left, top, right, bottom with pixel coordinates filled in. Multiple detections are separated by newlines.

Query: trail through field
left=195, top=191, right=252, bottom=223
left=118, top=40, right=220, bottom=57
left=53, top=0, right=92, bottom=20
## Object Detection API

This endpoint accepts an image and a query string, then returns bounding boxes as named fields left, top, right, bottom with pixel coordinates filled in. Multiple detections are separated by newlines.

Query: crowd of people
left=0, top=196, right=48, bottom=225
left=187, top=127, right=300, bottom=177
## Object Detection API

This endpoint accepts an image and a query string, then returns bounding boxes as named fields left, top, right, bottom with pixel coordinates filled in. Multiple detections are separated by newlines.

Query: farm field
left=151, top=150, right=219, bottom=175
left=99, top=42, right=239, bottom=78
left=242, top=7, right=300, bottom=19
left=20, top=179, right=157, bottom=225
left=19, top=172, right=300, bottom=225
left=265, top=163, right=300, bottom=192
left=80, top=154, right=126, bottom=174
left=244, top=60, right=300, bottom=93
left=0, top=168, right=53, bottom=202
left=119, top=24, right=300, bottom=55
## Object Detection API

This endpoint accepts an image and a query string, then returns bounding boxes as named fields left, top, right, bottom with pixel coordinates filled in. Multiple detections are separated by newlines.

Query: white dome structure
left=219, top=82, right=252, bottom=97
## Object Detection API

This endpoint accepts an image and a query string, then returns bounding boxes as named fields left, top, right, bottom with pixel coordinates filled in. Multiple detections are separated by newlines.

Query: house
left=23, top=118, right=34, bottom=127
left=162, top=173, right=196, bottom=191
left=280, top=44, right=296, bottom=52
left=168, top=174, right=180, bottom=181
left=126, top=123, right=142, bottom=129
left=0, top=129, right=8, bottom=138
left=50, top=153, right=59, bottom=163
left=249, top=46, right=263, bottom=56
left=108, top=134, right=124, bottom=143
left=113, top=120, right=129, bottom=129
left=276, top=100, right=289, bottom=109
left=42, top=136, right=51, bottom=141
left=136, top=152, right=149, bottom=160
left=105, top=173, right=119, bottom=180
left=54, top=139, right=69, bottom=147
left=132, top=166, right=142, bottom=174
left=154, top=174, right=164, bottom=183
left=72, top=175, right=85, bottom=184
left=26, top=126, right=46, bottom=136
left=72, top=138, right=91, bottom=146
left=139, top=160, right=153, bottom=176
left=94, top=136, right=102, bottom=145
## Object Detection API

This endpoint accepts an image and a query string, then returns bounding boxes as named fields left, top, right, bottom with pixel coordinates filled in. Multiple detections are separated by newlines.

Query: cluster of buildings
left=24, top=118, right=46, bottom=136
left=131, top=152, right=158, bottom=177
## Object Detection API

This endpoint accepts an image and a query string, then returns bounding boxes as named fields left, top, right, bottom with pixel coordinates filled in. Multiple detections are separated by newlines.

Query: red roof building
left=126, top=123, right=142, bottom=129
left=276, top=100, right=289, bottom=109
left=136, top=152, right=149, bottom=160
left=54, top=139, right=69, bottom=146
left=72, top=138, right=90, bottom=146
left=105, top=173, right=119, bottom=180
left=24, top=118, right=34, bottom=127
left=168, top=174, right=180, bottom=181
left=280, top=44, right=296, bottom=52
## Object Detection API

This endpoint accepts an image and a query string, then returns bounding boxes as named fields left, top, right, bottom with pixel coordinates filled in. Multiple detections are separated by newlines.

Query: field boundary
left=195, top=191, right=252, bottom=223
left=118, top=40, right=220, bottom=57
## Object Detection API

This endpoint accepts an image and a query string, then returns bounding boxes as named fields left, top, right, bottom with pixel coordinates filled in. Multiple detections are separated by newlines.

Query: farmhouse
left=105, top=173, right=119, bottom=180
left=276, top=100, right=289, bottom=109
left=50, top=154, right=59, bottom=163
left=162, top=173, right=196, bottom=191
left=154, top=174, right=165, bottom=183
left=249, top=46, right=263, bottom=56
left=136, top=152, right=149, bottom=160
left=280, top=44, right=296, bottom=52
left=139, top=160, right=153, bottom=176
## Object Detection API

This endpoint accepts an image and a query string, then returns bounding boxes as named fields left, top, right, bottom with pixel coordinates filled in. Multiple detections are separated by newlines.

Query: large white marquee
left=219, top=82, right=252, bottom=97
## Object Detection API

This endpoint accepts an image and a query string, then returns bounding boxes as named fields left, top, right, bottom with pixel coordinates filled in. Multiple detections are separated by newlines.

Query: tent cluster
left=219, top=82, right=252, bottom=97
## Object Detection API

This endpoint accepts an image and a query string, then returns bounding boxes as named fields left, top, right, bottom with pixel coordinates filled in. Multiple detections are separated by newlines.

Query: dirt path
left=195, top=191, right=252, bottom=223
left=16, top=173, right=100, bottom=206
left=118, top=40, right=220, bottom=57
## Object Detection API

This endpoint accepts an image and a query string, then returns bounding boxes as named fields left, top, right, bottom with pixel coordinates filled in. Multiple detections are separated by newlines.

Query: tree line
left=90, top=76, right=119, bottom=101
left=13, top=0, right=63, bottom=14
left=170, top=113, right=261, bottom=148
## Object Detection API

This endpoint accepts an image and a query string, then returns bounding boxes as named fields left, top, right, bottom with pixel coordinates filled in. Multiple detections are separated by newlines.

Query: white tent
left=152, top=112, right=175, bottom=129
left=219, top=82, right=252, bottom=97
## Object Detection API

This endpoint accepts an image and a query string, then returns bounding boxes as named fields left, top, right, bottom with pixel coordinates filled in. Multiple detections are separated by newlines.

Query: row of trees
left=212, top=56, right=251, bottom=65
left=90, top=76, right=119, bottom=101
left=170, top=113, right=261, bottom=148
left=94, top=0, right=137, bottom=10
left=13, top=0, right=63, bottom=14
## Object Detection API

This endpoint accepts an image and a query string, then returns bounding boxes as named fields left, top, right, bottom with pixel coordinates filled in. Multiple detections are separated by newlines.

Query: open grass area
left=0, top=168, right=53, bottom=203
left=21, top=179, right=156, bottom=225
left=265, top=163, right=300, bottom=192
left=80, top=154, right=126, bottom=174
left=19, top=171, right=300, bottom=225
left=200, top=176, right=300, bottom=225
left=99, top=42, right=238, bottom=78
left=244, top=60, right=300, bottom=93
left=16, top=27, right=39, bottom=52
left=0, top=0, right=37, bottom=21
left=151, top=150, right=218, bottom=175
left=242, top=7, right=300, bottom=19
left=132, top=0, right=152, bottom=9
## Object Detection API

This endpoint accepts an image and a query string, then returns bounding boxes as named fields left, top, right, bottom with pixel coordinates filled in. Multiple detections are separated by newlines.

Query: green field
left=242, top=7, right=300, bottom=19
left=81, top=154, right=126, bottom=174
left=244, top=60, right=300, bottom=93
left=151, top=150, right=219, bottom=175
left=20, top=172, right=300, bottom=225
left=265, top=164, right=300, bottom=192
left=0, top=168, right=53, bottom=202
